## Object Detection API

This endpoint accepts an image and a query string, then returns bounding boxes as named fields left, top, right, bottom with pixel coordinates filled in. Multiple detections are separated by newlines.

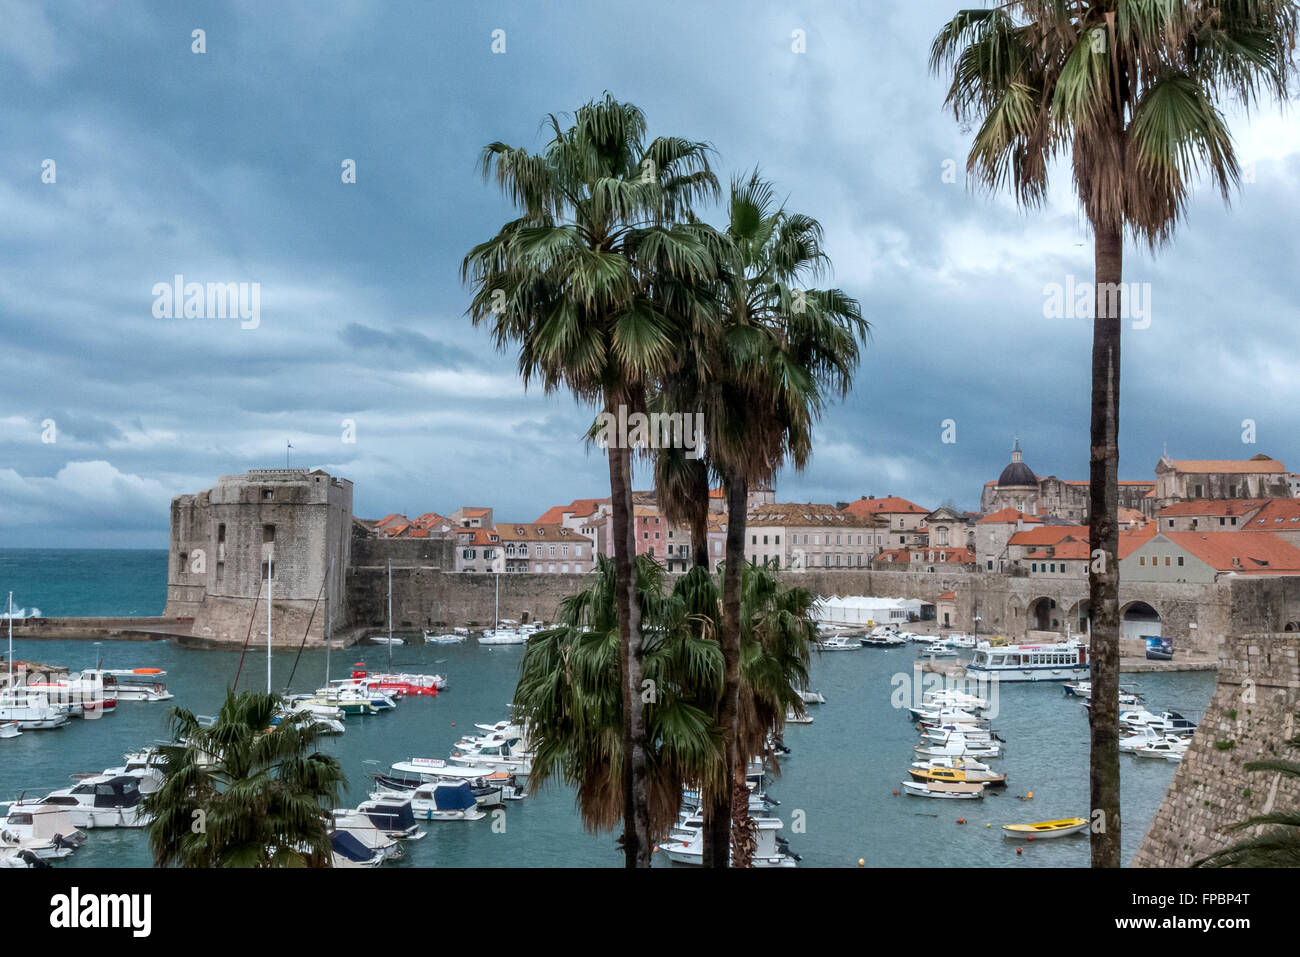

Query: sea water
left=0, top=548, right=1214, bottom=867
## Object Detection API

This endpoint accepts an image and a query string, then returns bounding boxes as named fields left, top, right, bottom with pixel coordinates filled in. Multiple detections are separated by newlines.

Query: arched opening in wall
left=1067, top=599, right=1091, bottom=636
left=1121, top=600, right=1162, bottom=640
left=1028, top=596, right=1059, bottom=632
left=1285, top=621, right=1298, bottom=633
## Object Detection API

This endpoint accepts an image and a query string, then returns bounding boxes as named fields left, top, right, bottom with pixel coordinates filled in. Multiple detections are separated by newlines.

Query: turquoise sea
left=0, top=548, right=1214, bottom=867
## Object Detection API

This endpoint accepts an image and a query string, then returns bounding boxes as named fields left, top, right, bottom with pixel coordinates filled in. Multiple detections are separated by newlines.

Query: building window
left=262, top=489, right=273, bottom=501
left=263, top=524, right=275, bottom=544
left=261, top=560, right=275, bottom=580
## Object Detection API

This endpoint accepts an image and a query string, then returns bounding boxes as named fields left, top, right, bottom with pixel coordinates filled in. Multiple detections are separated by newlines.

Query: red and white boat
left=349, top=665, right=444, bottom=698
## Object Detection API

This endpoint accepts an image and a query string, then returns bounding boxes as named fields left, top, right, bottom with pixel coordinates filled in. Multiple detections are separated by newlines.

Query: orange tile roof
left=842, top=496, right=929, bottom=516
left=495, top=523, right=594, bottom=544
left=977, top=508, right=1044, bottom=525
left=535, top=497, right=607, bottom=524
left=1158, top=499, right=1268, bottom=518
left=1168, top=458, right=1286, bottom=474
left=1025, top=536, right=1091, bottom=561
left=1119, top=523, right=1158, bottom=558
left=1242, top=498, right=1300, bottom=530
left=1009, top=525, right=1088, bottom=547
left=1162, top=531, right=1300, bottom=573
left=936, top=592, right=956, bottom=600
left=456, top=528, right=499, bottom=545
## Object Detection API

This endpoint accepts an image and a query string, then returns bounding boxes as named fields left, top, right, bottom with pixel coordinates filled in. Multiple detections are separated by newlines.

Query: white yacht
left=861, top=627, right=906, bottom=647
left=346, top=793, right=424, bottom=840
left=374, top=758, right=512, bottom=806
left=814, top=634, right=860, bottom=652
left=914, top=734, right=1003, bottom=759
left=422, top=631, right=467, bottom=644
left=9, top=773, right=149, bottom=828
left=943, top=634, right=978, bottom=649
left=401, top=782, right=486, bottom=821
left=967, top=641, right=1089, bottom=682
left=0, top=690, right=70, bottom=729
left=78, top=669, right=173, bottom=702
left=661, top=815, right=797, bottom=867
left=1132, top=737, right=1188, bottom=762
left=448, top=735, right=533, bottom=777
left=1120, top=709, right=1197, bottom=734
left=330, top=810, right=403, bottom=861
left=478, top=629, right=527, bottom=645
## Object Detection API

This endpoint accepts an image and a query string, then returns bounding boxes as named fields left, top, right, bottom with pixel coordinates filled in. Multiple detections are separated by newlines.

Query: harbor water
left=0, top=548, right=1215, bottom=867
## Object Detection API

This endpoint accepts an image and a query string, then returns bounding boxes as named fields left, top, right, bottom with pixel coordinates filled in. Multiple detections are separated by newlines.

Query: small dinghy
left=1001, top=817, right=1087, bottom=839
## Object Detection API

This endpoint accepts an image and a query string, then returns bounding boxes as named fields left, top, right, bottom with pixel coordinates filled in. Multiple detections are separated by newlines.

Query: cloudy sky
left=2, top=1, right=1298, bottom=548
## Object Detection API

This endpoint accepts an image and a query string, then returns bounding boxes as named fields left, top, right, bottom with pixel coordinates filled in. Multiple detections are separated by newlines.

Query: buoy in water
left=857, top=858, right=865, bottom=867
left=1016, top=847, right=1023, bottom=855
left=892, top=789, right=898, bottom=796
left=956, top=818, right=966, bottom=824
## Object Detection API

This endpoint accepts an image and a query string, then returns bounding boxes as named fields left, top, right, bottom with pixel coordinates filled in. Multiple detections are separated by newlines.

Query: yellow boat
left=907, top=765, right=1006, bottom=787
left=1001, top=818, right=1088, bottom=839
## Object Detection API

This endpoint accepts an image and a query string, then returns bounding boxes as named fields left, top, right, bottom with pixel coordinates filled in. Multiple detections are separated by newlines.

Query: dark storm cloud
left=1, top=0, right=1297, bottom=548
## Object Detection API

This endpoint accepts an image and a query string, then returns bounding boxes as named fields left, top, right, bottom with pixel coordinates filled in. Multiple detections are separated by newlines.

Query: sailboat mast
left=6, top=592, right=12, bottom=688
left=495, top=573, right=499, bottom=628
left=387, top=559, right=393, bottom=669
left=267, top=551, right=273, bottom=695
left=324, top=557, right=333, bottom=685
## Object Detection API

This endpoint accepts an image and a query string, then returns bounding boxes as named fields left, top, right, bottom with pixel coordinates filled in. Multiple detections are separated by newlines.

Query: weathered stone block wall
left=346, top=567, right=582, bottom=631
left=350, top=533, right=455, bottom=569
left=1133, top=632, right=1300, bottom=867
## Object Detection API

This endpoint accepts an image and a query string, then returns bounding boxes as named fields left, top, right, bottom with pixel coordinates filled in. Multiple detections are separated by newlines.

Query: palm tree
left=1198, top=721, right=1300, bottom=867
left=462, top=95, right=720, bottom=866
left=142, top=690, right=345, bottom=868
left=514, top=554, right=815, bottom=866
left=696, top=172, right=867, bottom=865
left=515, top=555, right=725, bottom=838
left=729, top=560, right=817, bottom=866
left=931, top=0, right=1298, bottom=867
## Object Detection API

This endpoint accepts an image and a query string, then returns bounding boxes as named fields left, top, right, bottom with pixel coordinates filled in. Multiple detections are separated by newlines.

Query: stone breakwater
left=1134, top=632, right=1300, bottom=867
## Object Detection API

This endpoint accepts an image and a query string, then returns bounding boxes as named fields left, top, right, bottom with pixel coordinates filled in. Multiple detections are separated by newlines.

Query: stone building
left=494, top=523, right=595, bottom=574
left=839, top=495, right=930, bottom=547
left=745, top=503, right=887, bottom=570
left=979, top=439, right=1155, bottom=520
left=164, top=468, right=353, bottom=644
left=1153, top=454, right=1290, bottom=509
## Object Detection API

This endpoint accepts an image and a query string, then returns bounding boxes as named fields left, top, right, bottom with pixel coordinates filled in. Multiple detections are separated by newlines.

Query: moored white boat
left=0, top=690, right=70, bottom=729
left=423, top=631, right=467, bottom=644
left=814, top=634, right=860, bottom=652
left=1001, top=817, right=1088, bottom=839
left=9, top=773, right=149, bottom=828
left=0, top=805, right=86, bottom=861
left=901, top=779, right=985, bottom=799
left=914, top=734, right=1002, bottom=759
left=660, top=815, right=797, bottom=867
left=403, top=781, right=486, bottom=821
left=0, top=721, right=19, bottom=739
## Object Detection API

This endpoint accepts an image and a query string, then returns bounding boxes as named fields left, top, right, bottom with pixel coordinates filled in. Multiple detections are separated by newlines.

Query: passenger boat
left=403, top=781, right=486, bottom=821
left=908, top=759, right=1006, bottom=787
left=0, top=806, right=86, bottom=860
left=660, top=815, right=798, bottom=867
left=967, top=641, right=1089, bottom=682
left=1001, top=817, right=1087, bottom=839
left=10, top=774, right=148, bottom=828
left=23, top=674, right=117, bottom=718
left=0, top=690, right=70, bottom=729
left=348, top=666, right=442, bottom=697
left=374, top=758, right=512, bottom=806
left=814, top=635, right=860, bottom=652
left=422, top=631, right=467, bottom=644
left=79, top=669, right=173, bottom=702
left=901, top=780, right=985, bottom=799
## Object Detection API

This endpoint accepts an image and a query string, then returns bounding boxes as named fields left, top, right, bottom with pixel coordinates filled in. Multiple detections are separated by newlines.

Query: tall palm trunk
left=607, top=391, right=651, bottom=868
left=688, top=459, right=711, bottom=569
left=707, top=470, right=748, bottom=867
left=1088, top=219, right=1123, bottom=868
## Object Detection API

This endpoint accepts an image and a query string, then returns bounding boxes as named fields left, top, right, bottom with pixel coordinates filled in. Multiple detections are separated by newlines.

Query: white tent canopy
left=814, top=595, right=926, bottom=627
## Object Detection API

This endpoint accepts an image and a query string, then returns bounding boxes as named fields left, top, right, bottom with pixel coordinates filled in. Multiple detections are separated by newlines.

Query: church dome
left=997, top=439, right=1037, bottom=487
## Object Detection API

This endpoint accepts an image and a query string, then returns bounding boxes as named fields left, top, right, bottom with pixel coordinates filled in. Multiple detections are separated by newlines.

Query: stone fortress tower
left=164, top=469, right=353, bottom=644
